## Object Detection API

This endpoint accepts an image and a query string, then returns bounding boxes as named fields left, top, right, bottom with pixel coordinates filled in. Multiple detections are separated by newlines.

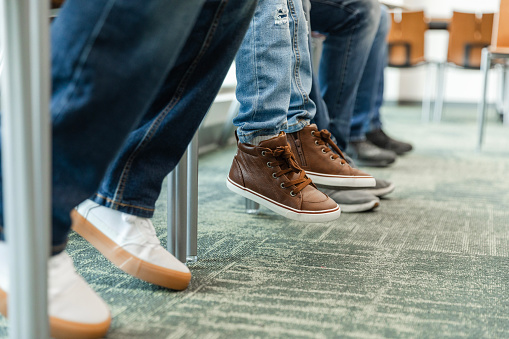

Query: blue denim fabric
left=234, top=0, right=315, bottom=144
left=92, top=0, right=257, bottom=218
left=0, top=0, right=256, bottom=249
left=310, top=0, right=380, bottom=149
left=350, top=4, right=389, bottom=140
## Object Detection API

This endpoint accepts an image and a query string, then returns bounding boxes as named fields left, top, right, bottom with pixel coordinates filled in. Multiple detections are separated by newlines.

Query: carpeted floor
left=1, top=104, right=509, bottom=338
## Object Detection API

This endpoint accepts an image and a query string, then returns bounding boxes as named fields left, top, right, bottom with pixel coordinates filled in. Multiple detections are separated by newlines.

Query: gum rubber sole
left=227, top=177, right=341, bottom=223
left=0, top=287, right=111, bottom=339
left=71, top=211, right=191, bottom=291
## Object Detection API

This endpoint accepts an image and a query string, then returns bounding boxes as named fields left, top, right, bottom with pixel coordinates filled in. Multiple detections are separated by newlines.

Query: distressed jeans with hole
left=234, top=0, right=316, bottom=144
left=0, top=0, right=257, bottom=252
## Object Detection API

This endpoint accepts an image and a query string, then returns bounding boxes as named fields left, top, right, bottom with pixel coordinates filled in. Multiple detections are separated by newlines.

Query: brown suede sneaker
left=227, top=132, right=341, bottom=222
left=287, top=124, right=375, bottom=188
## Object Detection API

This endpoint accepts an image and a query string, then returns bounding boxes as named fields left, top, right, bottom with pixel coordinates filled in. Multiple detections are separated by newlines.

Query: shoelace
left=312, top=129, right=348, bottom=165
left=265, top=145, right=312, bottom=195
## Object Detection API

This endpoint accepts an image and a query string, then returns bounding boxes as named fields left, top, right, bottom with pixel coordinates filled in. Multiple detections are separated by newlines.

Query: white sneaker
left=0, top=242, right=111, bottom=339
left=72, top=200, right=191, bottom=290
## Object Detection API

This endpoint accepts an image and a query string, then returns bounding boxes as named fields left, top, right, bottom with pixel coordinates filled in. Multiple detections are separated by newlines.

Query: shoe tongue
left=258, top=132, right=288, bottom=149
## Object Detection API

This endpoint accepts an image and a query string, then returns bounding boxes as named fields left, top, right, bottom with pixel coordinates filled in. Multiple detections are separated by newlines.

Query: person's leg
left=348, top=4, right=412, bottom=157
left=285, top=0, right=375, bottom=188
left=233, top=0, right=292, bottom=143
left=350, top=4, right=389, bottom=142
left=310, top=0, right=380, bottom=150
left=363, top=7, right=413, bottom=156
left=0, top=0, right=207, bottom=337
left=228, top=0, right=341, bottom=222
left=72, top=0, right=257, bottom=291
left=346, top=3, right=397, bottom=167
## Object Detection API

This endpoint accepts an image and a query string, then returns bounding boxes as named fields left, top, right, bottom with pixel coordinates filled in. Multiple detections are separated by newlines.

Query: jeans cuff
left=52, top=240, right=68, bottom=255
left=283, top=118, right=310, bottom=134
left=236, top=127, right=285, bottom=144
left=368, top=122, right=383, bottom=133
left=92, top=194, right=155, bottom=218
left=349, top=135, right=366, bottom=142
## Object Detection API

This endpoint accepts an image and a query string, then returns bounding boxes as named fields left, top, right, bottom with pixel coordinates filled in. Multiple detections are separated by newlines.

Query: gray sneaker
left=341, top=154, right=396, bottom=197
left=319, top=188, right=380, bottom=213
left=363, top=178, right=395, bottom=197
left=346, top=140, right=397, bottom=167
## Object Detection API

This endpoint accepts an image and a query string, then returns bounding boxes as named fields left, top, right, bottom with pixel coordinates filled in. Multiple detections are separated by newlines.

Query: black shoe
left=346, top=140, right=397, bottom=167
left=365, top=129, right=413, bottom=155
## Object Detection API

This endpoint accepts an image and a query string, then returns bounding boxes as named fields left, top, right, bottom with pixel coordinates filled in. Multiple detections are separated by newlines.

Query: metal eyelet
left=321, top=149, right=326, bottom=154
left=280, top=183, right=286, bottom=189
left=261, top=151, right=266, bottom=156
left=267, top=162, right=272, bottom=168
left=272, top=173, right=277, bottom=179
left=311, top=131, right=315, bottom=136
left=315, top=140, right=319, bottom=145
left=330, top=155, right=335, bottom=160
left=340, top=162, right=345, bottom=166
left=290, top=190, right=296, bottom=197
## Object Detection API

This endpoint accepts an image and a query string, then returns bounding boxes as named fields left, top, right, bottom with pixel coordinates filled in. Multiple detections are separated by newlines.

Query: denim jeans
left=234, top=0, right=316, bottom=144
left=0, top=0, right=256, bottom=251
left=350, top=4, right=389, bottom=140
left=310, top=0, right=380, bottom=149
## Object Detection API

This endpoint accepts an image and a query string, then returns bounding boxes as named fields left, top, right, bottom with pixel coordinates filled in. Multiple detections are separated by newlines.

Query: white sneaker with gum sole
left=0, top=242, right=111, bottom=339
left=72, top=200, right=191, bottom=290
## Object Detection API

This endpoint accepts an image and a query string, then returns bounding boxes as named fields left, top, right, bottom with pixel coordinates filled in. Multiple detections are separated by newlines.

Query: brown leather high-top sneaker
left=227, top=132, right=341, bottom=222
left=287, top=124, right=375, bottom=188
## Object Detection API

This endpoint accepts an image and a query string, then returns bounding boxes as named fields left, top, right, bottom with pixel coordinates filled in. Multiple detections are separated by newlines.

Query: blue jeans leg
left=92, top=0, right=257, bottom=217
left=310, top=0, right=380, bottom=149
left=0, top=0, right=208, bottom=251
left=284, top=0, right=316, bottom=134
left=234, top=0, right=292, bottom=143
left=350, top=4, right=389, bottom=141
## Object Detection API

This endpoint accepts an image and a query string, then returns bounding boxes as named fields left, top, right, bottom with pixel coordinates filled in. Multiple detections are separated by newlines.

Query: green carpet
left=1, top=104, right=509, bottom=338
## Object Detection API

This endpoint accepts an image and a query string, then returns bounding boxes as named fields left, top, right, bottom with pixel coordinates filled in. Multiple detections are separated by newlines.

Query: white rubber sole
left=305, top=171, right=376, bottom=188
left=340, top=199, right=380, bottom=213
left=226, top=178, right=341, bottom=223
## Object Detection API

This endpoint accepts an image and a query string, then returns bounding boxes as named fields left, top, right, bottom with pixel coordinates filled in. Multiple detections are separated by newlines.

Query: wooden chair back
left=51, top=0, right=65, bottom=9
left=491, top=0, right=509, bottom=51
left=447, top=11, right=494, bottom=68
left=387, top=10, right=427, bottom=67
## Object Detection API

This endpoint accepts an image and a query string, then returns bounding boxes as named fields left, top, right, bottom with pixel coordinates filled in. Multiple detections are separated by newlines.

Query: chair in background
left=386, top=10, right=434, bottom=122
left=433, top=11, right=494, bottom=122
left=478, top=0, right=509, bottom=150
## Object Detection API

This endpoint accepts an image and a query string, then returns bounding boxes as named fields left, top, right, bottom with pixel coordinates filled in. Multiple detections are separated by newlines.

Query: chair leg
left=167, top=150, right=188, bottom=263
left=503, top=62, right=509, bottom=126
left=421, top=62, right=434, bottom=122
left=477, top=48, right=492, bottom=150
left=1, top=0, right=51, bottom=336
left=245, top=199, right=260, bottom=214
left=433, top=62, right=446, bottom=122
left=186, top=132, right=199, bottom=263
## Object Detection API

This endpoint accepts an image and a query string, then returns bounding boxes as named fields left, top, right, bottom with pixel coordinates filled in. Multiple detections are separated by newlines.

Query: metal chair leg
left=477, top=48, right=492, bottom=150
left=503, top=63, right=509, bottom=126
left=245, top=199, right=260, bottom=214
left=167, top=149, right=188, bottom=263
left=186, top=133, right=199, bottom=263
left=433, top=62, right=446, bottom=122
left=0, top=0, right=51, bottom=337
left=421, top=62, right=434, bottom=122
